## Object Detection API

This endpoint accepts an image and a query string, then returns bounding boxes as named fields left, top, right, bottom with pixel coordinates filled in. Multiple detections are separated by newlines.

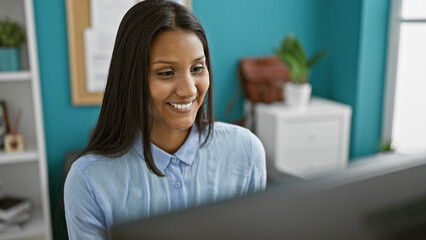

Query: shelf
left=0, top=0, right=53, bottom=238
left=0, top=72, right=32, bottom=82
left=0, top=149, right=38, bottom=165
left=0, top=208, right=46, bottom=240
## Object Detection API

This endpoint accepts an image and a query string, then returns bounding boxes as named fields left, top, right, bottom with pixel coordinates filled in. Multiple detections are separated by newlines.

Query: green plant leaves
left=308, top=49, right=328, bottom=68
left=275, top=34, right=326, bottom=84
left=282, top=52, right=306, bottom=84
left=0, top=18, right=25, bottom=47
left=379, top=140, right=394, bottom=152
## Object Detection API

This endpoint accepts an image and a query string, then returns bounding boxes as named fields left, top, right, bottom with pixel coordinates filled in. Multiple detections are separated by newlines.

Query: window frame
left=382, top=0, right=426, bottom=143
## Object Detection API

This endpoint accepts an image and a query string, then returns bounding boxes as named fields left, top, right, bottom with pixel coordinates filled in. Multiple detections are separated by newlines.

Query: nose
left=176, top=73, right=197, bottom=98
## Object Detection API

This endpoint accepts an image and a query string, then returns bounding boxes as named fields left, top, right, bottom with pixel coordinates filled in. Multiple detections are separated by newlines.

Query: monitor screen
left=110, top=154, right=426, bottom=240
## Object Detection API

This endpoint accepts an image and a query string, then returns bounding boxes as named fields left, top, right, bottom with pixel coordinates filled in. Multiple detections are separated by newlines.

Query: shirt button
left=175, top=182, right=181, bottom=188
left=171, top=157, right=177, bottom=163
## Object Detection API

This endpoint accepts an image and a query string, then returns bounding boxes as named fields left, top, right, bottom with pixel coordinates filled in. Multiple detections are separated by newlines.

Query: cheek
left=149, top=81, right=169, bottom=103
left=197, top=75, right=210, bottom=99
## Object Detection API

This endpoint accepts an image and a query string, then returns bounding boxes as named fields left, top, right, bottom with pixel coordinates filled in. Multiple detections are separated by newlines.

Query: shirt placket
left=166, top=156, right=187, bottom=211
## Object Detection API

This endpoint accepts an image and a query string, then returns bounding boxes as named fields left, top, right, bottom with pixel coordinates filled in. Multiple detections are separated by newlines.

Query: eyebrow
left=152, top=56, right=206, bottom=65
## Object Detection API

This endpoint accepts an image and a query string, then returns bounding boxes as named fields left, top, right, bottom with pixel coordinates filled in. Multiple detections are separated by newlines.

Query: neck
left=151, top=125, right=191, bottom=154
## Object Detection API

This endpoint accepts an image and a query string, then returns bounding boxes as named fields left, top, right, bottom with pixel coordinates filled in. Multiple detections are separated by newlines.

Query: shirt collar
left=133, top=125, right=200, bottom=173
left=173, top=125, right=199, bottom=165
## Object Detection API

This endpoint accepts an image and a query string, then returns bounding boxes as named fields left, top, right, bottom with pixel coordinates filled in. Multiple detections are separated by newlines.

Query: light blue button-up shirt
left=64, top=122, right=266, bottom=240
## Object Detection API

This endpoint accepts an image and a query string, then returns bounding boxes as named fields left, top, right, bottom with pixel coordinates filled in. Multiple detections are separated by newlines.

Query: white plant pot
left=284, top=82, right=312, bottom=108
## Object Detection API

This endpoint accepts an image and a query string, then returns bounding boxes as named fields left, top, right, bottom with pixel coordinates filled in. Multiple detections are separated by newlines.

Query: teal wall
left=193, top=0, right=332, bottom=121
left=316, top=0, right=390, bottom=159
left=32, top=0, right=389, bottom=238
left=352, top=0, right=390, bottom=158
left=327, top=0, right=362, bottom=108
left=327, top=0, right=363, bottom=159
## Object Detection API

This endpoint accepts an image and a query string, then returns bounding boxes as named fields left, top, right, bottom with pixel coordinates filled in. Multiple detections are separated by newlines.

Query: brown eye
left=191, top=66, right=204, bottom=74
left=158, top=71, right=175, bottom=77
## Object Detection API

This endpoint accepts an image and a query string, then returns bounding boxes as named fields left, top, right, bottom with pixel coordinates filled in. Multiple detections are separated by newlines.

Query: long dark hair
left=79, top=0, right=214, bottom=177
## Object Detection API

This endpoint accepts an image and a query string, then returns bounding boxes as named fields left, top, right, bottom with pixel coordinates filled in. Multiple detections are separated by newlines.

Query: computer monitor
left=110, top=154, right=426, bottom=240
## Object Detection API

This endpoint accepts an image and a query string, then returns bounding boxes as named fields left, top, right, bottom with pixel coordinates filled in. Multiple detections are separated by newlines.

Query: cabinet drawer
left=279, top=118, right=341, bottom=154
left=275, top=152, right=341, bottom=178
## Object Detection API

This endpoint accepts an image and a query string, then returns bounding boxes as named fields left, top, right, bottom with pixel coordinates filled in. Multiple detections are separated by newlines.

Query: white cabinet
left=254, top=97, right=352, bottom=179
left=0, top=0, right=52, bottom=239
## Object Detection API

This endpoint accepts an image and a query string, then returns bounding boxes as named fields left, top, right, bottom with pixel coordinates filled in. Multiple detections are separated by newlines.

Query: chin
left=173, top=123, right=194, bottom=131
left=170, top=118, right=196, bottom=131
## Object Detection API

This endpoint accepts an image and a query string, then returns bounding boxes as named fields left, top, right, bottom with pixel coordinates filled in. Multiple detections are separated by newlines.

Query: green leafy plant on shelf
left=275, top=34, right=327, bottom=84
left=0, top=18, right=25, bottom=47
left=379, top=140, right=395, bottom=153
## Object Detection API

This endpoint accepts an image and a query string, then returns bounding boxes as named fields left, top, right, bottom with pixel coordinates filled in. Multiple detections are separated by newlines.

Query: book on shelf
left=1, top=211, right=31, bottom=224
left=0, top=222, right=22, bottom=234
left=0, top=195, right=32, bottom=235
left=0, top=195, right=32, bottom=223
left=0, top=212, right=31, bottom=233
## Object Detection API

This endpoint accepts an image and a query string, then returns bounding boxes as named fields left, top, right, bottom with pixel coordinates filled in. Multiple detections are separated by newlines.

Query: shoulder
left=64, top=150, right=139, bottom=193
left=64, top=154, right=108, bottom=194
left=212, top=122, right=254, bottom=139
left=200, top=122, right=264, bottom=157
left=70, top=149, right=140, bottom=173
left=211, top=122, right=263, bottom=148
left=71, top=153, right=109, bottom=171
left=65, top=154, right=111, bottom=185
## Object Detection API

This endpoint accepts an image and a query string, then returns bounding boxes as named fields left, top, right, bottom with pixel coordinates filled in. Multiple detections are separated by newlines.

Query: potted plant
left=275, top=34, right=326, bottom=108
left=0, top=18, right=25, bottom=72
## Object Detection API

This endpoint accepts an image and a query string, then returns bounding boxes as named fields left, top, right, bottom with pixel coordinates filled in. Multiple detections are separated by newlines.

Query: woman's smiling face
left=148, top=29, right=209, bottom=134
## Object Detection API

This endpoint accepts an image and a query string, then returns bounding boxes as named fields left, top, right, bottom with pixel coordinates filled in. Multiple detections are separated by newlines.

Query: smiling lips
left=168, top=100, right=194, bottom=110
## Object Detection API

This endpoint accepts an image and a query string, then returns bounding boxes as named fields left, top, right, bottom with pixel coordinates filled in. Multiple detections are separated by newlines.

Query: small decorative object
left=4, top=109, right=24, bottom=152
left=275, top=34, right=327, bottom=108
left=0, top=18, right=25, bottom=72
left=0, top=100, right=10, bottom=149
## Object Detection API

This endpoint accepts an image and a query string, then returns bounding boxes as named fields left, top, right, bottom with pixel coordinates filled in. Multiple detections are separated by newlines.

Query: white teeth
left=170, top=102, right=192, bottom=109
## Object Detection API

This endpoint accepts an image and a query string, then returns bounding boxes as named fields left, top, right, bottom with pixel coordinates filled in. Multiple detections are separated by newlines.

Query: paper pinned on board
left=90, top=0, right=140, bottom=34
left=84, top=29, right=115, bottom=93
left=84, top=0, right=139, bottom=93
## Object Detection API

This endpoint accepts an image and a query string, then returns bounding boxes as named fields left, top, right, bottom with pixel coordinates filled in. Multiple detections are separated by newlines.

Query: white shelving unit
left=253, top=97, right=352, bottom=180
left=0, top=0, right=52, bottom=239
left=0, top=72, right=31, bottom=82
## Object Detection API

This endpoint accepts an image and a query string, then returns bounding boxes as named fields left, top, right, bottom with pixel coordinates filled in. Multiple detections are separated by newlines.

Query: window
left=383, top=0, right=426, bottom=154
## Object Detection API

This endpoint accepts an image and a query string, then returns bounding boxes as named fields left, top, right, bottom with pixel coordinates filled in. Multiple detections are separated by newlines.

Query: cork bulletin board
left=65, top=0, right=192, bottom=106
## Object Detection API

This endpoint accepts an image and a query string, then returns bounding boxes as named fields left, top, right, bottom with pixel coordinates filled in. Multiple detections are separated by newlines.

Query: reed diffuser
left=4, top=109, right=24, bottom=152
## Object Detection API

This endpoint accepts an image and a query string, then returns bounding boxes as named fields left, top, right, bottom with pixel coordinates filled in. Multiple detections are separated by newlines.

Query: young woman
left=64, top=0, right=266, bottom=239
